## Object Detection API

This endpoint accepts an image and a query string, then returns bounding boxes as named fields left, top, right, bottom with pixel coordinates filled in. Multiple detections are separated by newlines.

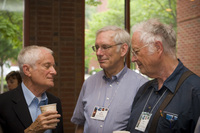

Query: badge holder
left=91, top=106, right=109, bottom=121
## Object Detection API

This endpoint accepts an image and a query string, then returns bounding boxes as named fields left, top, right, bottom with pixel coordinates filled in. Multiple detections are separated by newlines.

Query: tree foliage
left=85, top=0, right=102, bottom=6
left=130, top=0, right=176, bottom=28
left=85, top=0, right=177, bottom=72
left=0, top=7, right=23, bottom=93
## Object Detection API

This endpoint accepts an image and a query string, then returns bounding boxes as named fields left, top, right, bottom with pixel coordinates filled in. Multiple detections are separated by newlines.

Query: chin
left=48, top=83, right=54, bottom=88
left=99, top=64, right=106, bottom=69
left=139, top=69, right=145, bottom=75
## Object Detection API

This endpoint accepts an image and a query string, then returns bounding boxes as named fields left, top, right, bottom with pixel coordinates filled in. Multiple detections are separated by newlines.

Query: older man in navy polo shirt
left=126, top=19, right=200, bottom=133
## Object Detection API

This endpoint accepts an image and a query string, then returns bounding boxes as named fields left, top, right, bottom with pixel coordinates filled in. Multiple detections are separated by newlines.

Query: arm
left=75, top=125, right=84, bottom=133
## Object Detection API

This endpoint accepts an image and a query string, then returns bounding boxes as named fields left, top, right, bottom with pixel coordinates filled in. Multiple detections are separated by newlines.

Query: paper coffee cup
left=113, top=131, right=130, bottom=133
left=40, top=103, right=57, bottom=126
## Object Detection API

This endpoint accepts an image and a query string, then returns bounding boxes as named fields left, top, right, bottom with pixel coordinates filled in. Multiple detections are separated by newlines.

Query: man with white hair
left=71, top=26, right=148, bottom=133
left=0, top=45, right=63, bottom=133
left=126, top=19, right=200, bottom=133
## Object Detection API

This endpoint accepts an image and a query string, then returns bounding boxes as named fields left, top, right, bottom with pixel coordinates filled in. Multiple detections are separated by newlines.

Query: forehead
left=36, top=51, right=55, bottom=65
left=96, top=30, right=115, bottom=44
left=7, top=76, right=17, bottom=80
left=131, top=32, right=142, bottom=47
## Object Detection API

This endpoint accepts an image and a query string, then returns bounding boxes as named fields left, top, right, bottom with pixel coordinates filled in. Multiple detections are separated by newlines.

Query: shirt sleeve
left=71, top=82, right=86, bottom=125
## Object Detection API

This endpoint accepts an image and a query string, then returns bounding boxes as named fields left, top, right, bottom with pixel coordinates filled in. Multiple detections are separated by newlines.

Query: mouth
left=136, top=61, right=142, bottom=68
left=47, top=78, right=54, bottom=81
left=98, top=58, right=106, bottom=63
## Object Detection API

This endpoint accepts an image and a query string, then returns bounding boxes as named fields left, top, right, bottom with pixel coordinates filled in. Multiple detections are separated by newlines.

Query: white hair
left=132, top=19, right=177, bottom=57
left=17, top=45, right=53, bottom=77
left=96, top=26, right=131, bottom=55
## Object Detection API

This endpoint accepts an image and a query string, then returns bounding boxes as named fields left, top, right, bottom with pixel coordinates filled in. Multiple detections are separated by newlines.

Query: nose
left=96, top=48, right=103, bottom=56
left=131, top=55, right=137, bottom=62
left=50, top=66, right=57, bottom=75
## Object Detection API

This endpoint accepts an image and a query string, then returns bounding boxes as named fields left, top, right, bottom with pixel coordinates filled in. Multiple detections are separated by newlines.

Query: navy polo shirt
left=127, top=60, right=200, bottom=133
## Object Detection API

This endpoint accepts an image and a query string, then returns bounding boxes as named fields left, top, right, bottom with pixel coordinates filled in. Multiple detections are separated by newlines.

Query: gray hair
left=132, top=19, right=177, bottom=57
left=17, top=45, right=53, bottom=78
left=96, top=26, right=131, bottom=54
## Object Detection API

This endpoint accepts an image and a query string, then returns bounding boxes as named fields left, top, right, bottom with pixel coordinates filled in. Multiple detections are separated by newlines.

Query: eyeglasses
left=92, top=43, right=123, bottom=52
left=131, top=43, right=150, bottom=57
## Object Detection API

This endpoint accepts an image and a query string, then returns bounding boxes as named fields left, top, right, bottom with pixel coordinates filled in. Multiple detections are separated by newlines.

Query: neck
left=156, top=58, right=179, bottom=90
left=104, top=63, right=125, bottom=78
left=23, top=78, right=46, bottom=97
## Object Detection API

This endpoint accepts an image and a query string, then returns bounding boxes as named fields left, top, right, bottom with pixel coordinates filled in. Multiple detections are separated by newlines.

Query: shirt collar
left=152, top=60, right=187, bottom=93
left=21, top=82, right=48, bottom=106
left=103, top=65, right=128, bottom=83
left=163, top=60, right=186, bottom=93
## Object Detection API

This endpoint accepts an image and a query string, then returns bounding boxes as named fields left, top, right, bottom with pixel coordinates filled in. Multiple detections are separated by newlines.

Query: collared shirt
left=127, top=60, right=200, bottom=133
left=22, top=82, right=51, bottom=133
left=71, top=65, right=148, bottom=133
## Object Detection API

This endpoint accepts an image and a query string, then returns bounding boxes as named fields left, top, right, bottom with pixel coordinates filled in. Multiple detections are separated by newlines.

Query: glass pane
left=85, top=0, right=125, bottom=79
left=0, top=0, right=24, bottom=93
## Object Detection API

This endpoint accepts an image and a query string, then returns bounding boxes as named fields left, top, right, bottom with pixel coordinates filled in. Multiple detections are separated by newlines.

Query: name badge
left=91, top=106, right=109, bottom=121
left=135, top=112, right=152, bottom=132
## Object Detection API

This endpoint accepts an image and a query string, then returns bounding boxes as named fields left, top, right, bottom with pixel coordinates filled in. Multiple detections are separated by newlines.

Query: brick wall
left=25, top=0, right=84, bottom=132
left=177, top=0, right=200, bottom=76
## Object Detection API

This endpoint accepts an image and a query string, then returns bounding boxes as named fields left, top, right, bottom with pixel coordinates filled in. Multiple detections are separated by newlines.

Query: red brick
left=177, top=0, right=200, bottom=76
left=27, top=0, right=84, bottom=132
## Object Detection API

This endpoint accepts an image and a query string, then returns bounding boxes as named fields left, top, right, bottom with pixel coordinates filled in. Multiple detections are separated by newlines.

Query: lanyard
left=142, top=88, right=167, bottom=113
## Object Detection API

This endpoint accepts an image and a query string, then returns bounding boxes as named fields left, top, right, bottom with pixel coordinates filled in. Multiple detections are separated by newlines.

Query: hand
left=24, top=111, right=61, bottom=133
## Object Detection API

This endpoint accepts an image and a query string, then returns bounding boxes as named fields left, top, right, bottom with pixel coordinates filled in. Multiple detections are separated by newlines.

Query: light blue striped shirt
left=22, top=82, right=51, bottom=133
left=71, top=65, right=148, bottom=133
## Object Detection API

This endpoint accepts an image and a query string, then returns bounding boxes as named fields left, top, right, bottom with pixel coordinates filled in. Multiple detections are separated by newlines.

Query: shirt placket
left=98, top=81, right=117, bottom=133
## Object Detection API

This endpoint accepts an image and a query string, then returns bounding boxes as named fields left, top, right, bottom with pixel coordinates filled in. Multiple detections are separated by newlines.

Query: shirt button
left=148, top=106, right=151, bottom=109
left=106, top=97, right=109, bottom=100
left=110, top=84, right=112, bottom=87
left=100, top=125, right=103, bottom=128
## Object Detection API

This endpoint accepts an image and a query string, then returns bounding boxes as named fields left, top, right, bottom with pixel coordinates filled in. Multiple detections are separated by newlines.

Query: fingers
left=27, top=111, right=61, bottom=132
left=40, top=114, right=60, bottom=127
left=40, top=111, right=61, bottom=119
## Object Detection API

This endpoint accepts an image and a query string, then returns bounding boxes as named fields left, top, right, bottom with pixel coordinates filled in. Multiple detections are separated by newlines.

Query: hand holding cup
left=40, top=103, right=59, bottom=126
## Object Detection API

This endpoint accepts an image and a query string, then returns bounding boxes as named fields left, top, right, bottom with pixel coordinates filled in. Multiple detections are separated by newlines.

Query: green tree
left=85, top=0, right=176, bottom=73
left=0, top=10, right=23, bottom=93
left=130, top=0, right=176, bottom=28
left=0, top=38, right=20, bottom=93
left=85, top=0, right=102, bottom=6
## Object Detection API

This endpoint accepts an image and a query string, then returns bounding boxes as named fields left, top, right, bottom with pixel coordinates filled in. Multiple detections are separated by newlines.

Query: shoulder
left=86, top=70, right=103, bottom=80
left=0, top=86, right=23, bottom=110
left=0, top=86, right=21, bottom=102
left=0, top=91, right=12, bottom=104
left=83, top=70, right=104, bottom=84
left=184, top=73, right=200, bottom=93
left=126, top=69, right=148, bottom=81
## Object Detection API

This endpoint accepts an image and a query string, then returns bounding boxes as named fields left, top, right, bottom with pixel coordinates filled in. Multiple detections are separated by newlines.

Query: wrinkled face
left=28, top=50, right=57, bottom=89
left=95, top=31, right=123, bottom=72
left=131, top=32, right=158, bottom=77
left=6, top=77, right=18, bottom=90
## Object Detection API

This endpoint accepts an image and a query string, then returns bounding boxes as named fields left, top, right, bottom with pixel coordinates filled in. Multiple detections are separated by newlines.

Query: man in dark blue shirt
left=126, top=19, right=200, bottom=133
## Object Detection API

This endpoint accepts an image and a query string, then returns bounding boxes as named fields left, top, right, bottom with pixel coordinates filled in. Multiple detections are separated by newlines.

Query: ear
left=120, top=43, right=129, bottom=57
left=154, top=41, right=163, bottom=55
left=23, top=64, right=32, bottom=77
